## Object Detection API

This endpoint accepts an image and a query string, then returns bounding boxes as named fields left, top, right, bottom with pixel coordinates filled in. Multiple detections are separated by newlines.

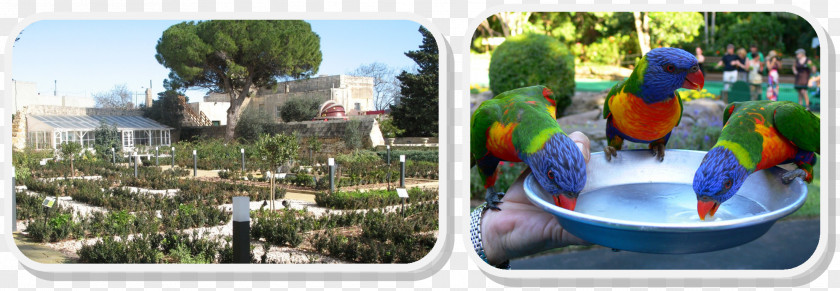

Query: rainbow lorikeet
left=471, top=86, right=587, bottom=211
left=603, top=47, right=705, bottom=161
left=693, top=101, right=819, bottom=220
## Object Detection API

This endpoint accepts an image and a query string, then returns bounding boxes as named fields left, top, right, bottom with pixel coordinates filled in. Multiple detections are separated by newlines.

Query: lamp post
left=328, top=158, right=335, bottom=194
left=232, top=196, right=251, bottom=263
left=400, top=155, right=405, bottom=188
left=193, top=149, right=197, bottom=177
left=386, top=145, right=391, bottom=191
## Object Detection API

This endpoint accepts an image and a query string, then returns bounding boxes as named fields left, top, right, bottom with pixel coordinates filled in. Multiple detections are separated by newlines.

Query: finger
left=567, top=131, right=591, bottom=164
left=502, top=168, right=532, bottom=204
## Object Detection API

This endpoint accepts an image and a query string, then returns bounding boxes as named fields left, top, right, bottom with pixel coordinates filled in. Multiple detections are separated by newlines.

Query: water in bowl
left=575, top=183, right=768, bottom=224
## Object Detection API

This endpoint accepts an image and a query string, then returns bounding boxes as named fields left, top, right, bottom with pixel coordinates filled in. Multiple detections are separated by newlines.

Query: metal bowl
left=524, top=149, right=808, bottom=254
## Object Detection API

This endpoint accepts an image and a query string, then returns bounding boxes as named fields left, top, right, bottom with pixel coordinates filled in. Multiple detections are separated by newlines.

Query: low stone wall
left=180, top=118, right=385, bottom=149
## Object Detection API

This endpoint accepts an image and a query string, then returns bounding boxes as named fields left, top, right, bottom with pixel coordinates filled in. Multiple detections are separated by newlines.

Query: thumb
left=567, top=131, right=591, bottom=164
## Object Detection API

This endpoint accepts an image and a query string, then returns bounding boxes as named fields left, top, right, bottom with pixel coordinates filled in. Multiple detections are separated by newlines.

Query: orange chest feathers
left=609, top=92, right=681, bottom=141
left=753, top=122, right=798, bottom=170
left=486, top=122, right=522, bottom=162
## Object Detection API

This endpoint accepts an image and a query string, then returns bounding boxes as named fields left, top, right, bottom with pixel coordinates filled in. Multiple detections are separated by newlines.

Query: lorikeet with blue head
left=471, top=86, right=587, bottom=211
left=603, top=47, right=705, bottom=161
left=693, top=100, right=819, bottom=220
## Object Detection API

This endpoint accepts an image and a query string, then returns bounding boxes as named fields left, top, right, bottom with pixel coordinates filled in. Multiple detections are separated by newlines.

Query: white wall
left=11, top=80, right=95, bottom=112
left=189, top=101, right=230, bottom=125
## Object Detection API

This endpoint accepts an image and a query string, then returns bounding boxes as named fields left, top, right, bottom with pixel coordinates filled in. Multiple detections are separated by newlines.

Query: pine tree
left=390, top=26, right=439, bottom=137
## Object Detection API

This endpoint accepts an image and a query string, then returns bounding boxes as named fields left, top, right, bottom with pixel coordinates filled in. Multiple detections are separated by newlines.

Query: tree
left=92, top=121, right=121, bottom=160
left=306, top=136, right=323, bottom=165
left=348, top=62, right=401, bottom=110
left=144, top=89, right=186, bottom=129
left=344, top=119, right=363, bottom=151
left=633, top=12, right=652, bottom=56
left=377, top=117, right=405, bottom=138
left=389, top=26, right=439, bottom=137
left=235, top=107, right=272, bottom=143
left=155, top=20, right=323, bottom=142
left=280, top=97, right=321, bottom=122
left=256, top=132, right=300, bottom=211
left=58, top=142, right=82, bottom=177
left=94, top=84, right=134, bottom=109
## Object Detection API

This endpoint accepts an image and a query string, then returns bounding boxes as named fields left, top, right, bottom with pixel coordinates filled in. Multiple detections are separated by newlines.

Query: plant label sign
left=328, top=158, right=334, bottom=166
left=42, top=197, right=56, bottom=208
left=400, top=155, right=405, bottom=162
left=396, top=188, right=409, bottom=199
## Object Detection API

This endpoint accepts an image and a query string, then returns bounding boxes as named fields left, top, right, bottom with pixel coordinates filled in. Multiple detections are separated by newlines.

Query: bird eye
left=547, top=170, right=555, bottom=180
left=689, top=65, right=699, bottom=73
left=724, top=179, right=733, bottom=189
left=664, top=64, right=676, bottom=73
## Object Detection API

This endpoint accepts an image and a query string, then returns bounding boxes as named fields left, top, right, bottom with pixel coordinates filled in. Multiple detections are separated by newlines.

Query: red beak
left=682, top=70, right=704, bottom=90
left=697, top=200, right=720, bottom=220
left=553, top=194, right=578, bottom=211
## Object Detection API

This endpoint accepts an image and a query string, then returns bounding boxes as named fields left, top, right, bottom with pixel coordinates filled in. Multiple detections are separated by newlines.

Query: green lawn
left=787, top=159, right=820, bottom=219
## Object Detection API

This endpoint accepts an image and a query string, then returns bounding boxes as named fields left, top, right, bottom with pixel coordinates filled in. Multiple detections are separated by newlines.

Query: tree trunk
left=270, top=170, right=275, bottom=212
left=225, top=97, right=243, bottom=143
left=70, top=158, right=75, bottom=177
left=633, top=12, right=651, bottom=56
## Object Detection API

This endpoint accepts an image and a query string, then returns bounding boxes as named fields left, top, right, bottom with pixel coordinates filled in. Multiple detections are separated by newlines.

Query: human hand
left=479, top=131, right=591, bottom=265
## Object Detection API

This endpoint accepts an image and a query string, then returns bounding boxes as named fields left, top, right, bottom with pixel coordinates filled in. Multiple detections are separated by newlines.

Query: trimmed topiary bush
left=488, top=33, right=575, bottom=117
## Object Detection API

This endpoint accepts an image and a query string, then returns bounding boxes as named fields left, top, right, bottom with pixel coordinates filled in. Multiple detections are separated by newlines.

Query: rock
left=558, top=109, right=607, bottom=152
left=682, top=98, right=726, bottom=125
left=470, top=91, right=495, bottom=111
left=562, top=90, right=608, bottom=116
left=557, top=109, right=601, bottom=125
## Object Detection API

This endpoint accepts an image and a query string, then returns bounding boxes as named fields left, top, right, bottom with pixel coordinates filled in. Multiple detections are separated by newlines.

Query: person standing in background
left=792, top=48, right=815, bottom=109
left=746, top=52, right=763, bottom=100
left=746, top=44, right=764, bottom=64
left=695, top=47, right=706, bottom=75
left=735, top=48, right=748, bottom=82
left=765, top=50, right=781, bottom=101
left=715, top=44, right=739, bottom=103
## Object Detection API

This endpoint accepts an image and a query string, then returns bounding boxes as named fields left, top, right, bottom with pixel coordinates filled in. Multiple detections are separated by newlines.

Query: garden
left=12, top=132, right=440, bottom=264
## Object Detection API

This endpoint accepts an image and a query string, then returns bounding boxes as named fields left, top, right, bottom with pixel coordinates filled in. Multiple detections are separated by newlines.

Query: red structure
left=315, top=100, right=347, bottom=121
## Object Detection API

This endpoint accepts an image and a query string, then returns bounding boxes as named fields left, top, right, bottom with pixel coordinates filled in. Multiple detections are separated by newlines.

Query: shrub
left=315, top=187, right=437, bottom=210
left=376, top=149, right=438, bottom=163
left=488, top=33, right=575, bottom=117
left=235, top=107, right=273, bottom=142
left=280, top=97, right=321, bottom=122
left=310, top=202, right=439, bottom=263
left=250, top=210, right=307, bottom=247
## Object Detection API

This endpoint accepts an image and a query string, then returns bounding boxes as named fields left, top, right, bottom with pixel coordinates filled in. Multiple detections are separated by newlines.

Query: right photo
left=469, top=12, right=820, bottom=269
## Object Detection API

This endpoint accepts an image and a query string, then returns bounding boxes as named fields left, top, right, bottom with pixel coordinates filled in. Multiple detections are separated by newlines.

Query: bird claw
left=651, top=144, right=666, bottom=162
left=485, top=190, right=505, bottom=211
left=782, top=169, right=807, bottom=184
left=604, top=146, right=618, bottom=162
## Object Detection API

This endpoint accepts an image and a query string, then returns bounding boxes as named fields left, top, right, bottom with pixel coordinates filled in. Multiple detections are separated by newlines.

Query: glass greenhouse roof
left=29, top=115, right=172, bottom=131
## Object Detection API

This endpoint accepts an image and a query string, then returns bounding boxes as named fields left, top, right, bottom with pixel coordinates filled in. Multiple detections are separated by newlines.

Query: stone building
left=11, top=80, right=95, bottom=112
left=203, top=74, right=375, bottom=122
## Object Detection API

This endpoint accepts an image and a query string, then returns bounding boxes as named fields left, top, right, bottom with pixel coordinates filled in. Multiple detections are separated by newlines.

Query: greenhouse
left=26, top=115, right=172, bottom=150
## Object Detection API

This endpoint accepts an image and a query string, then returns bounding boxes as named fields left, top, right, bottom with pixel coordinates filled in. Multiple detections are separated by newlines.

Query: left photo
left=11, top=20, right=440, bottom=264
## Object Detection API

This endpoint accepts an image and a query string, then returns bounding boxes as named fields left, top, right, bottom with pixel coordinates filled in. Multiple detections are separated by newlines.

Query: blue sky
left=12, top=20, right=423, bottom=102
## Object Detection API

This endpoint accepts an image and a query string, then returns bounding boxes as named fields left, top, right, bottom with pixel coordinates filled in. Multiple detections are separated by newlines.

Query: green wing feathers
left=773, top=102, right=820, bottom=154
left=723, top=102, right=744, bottom=125
left=602, top=82, right=623, bottom=119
